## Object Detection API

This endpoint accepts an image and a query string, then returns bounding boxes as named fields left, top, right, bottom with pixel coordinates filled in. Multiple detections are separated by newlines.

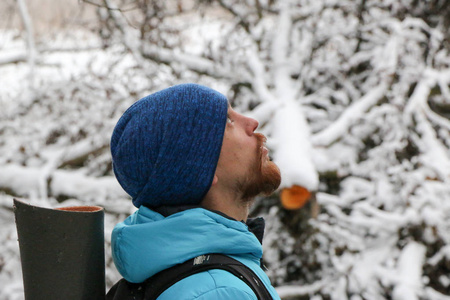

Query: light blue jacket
left=111, top=206, right=281, bottom=299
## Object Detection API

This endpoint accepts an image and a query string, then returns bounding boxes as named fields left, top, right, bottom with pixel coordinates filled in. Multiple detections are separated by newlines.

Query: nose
left=245, top=116, right=259, bottom=135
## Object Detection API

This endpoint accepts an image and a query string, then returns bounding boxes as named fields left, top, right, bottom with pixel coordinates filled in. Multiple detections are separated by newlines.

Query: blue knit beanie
left=110, top=83, right=228, bottom=208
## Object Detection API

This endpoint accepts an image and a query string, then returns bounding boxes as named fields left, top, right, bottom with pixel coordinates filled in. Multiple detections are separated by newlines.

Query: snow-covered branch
left=246, top=51, right=277, bottom=104
left=272, top=100, right=319, bottom=190
left=0, top=52, right=27, bottom=65
left=392, top=242, right=426, bottom=300
left=216, top=0, right=252, bottom=33
left=102, top=0, right=148, bottom=67
left=271, top=3, right=295, bottom=101
left=312, top=82, right=388, bottom=147
left=268, top=3, right=319, bottom=192
left=41, top=138, right=110, bottom=169
left=16, top=0, right=36, bottom=85
left=276, top=279, right=329, bottom=298
left=141, top=45, right=244, bottom=81
left=245, top=51, right=279, bottom=124
left=0, top=164, right=127, bottom=203
left=405, top=69, right=450, bottom=180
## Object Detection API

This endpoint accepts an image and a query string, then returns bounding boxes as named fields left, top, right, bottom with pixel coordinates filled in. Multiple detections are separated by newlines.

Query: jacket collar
left=148, top=204, right=265, bottom=244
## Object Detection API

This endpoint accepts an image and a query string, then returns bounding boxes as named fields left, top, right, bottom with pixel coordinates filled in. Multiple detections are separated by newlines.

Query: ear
left=211, top=175, right=218, bottom=186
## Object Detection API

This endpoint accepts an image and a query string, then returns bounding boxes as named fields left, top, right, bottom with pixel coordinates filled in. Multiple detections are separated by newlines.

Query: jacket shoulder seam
left=206, top=269, right=218, bottom=288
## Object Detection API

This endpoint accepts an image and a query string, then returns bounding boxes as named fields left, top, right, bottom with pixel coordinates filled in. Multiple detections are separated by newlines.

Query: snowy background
left=1, top=0, right=449, bottom=299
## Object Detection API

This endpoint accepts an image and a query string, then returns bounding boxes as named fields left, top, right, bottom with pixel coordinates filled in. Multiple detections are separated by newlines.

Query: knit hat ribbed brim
left=110, top=83, right=228, bottom=208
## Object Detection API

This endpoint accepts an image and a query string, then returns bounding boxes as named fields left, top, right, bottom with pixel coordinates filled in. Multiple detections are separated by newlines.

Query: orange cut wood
left=281, top=185, right=311, bottom=210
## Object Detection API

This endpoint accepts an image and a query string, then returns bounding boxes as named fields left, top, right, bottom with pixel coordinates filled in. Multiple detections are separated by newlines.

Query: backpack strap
left=106, top=254, right=273, bottom=300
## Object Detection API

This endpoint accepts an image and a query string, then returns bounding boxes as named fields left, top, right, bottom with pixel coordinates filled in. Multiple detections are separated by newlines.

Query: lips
left=260, top=145, right=270, bottom=163
left=255, top=132, right=269, bottom=161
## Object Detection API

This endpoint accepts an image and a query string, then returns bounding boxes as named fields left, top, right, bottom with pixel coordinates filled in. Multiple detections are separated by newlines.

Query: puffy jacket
left=111, top=206, right=281, bottom=300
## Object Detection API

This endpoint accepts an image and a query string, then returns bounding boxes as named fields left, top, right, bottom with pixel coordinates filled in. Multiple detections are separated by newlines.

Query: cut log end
left=280, top=185, right=311, bottom=210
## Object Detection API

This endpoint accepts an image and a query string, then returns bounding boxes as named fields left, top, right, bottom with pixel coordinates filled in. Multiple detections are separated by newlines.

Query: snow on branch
left=267, top=4, right=319, bottom=192
left=246, top=51, right=277, bottom=104
left=413, top=112, right=450, bottom=181
left=271, top=3, right=295, bottom=100
left=217, top=0, right=252, bottom=33
left=353, top=201, right=418, bottom=229
left=312, top=219, right=365, bottom=249
left=312, top=82, right=388, bottom=147
left=141, top=45, right=243, bottom=81
left=424, top=70, right=450, bottom=131
left=246, top=100, right=279, bottom=127
left=102, top=0, right=147, bottom=67
left=0, top=164, right=127, bottom=203
left=272, top=100, right=319, bottom=191
left=424, top=288, right=450, bottom=300
left=392, top=242, right=426, bottom=300
left=276, top=279, right=329, bottom=298
left=404, top=69, right=436, bottom=121
left=405, top=69, right=450, bottom=181
left=428, top=245, right=450, bottom=266
left=101, top=0, right=248, bottom=81
left=41, top=137, right=110, bottom=169
left=17, top=0, right=36, bottom=85
left=245, top=51, right=279, bottom=124
left=317, top=194, right=415, bottom=235
left=0, top=52, right=27, bottom=65
left=0, top=165, right=42, bottom=198
left=50, top=169, right=128, bottom=202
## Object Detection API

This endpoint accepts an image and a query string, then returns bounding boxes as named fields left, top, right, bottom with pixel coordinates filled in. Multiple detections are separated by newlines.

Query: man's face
left=215, top=106, right=281, bottom=200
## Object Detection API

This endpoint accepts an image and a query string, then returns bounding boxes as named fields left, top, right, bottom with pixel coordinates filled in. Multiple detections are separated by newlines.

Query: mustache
left=254, top=133, right=267, bottom=162
left=255, top=133, right=267, bottom=150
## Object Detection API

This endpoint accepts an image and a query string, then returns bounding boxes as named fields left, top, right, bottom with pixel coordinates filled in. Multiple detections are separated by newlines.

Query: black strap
left=107, top=254, right=273, bottom=300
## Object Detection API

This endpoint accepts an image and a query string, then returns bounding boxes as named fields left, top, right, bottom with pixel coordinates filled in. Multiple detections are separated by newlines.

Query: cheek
left=220, top=131, right=256, bottom=165
left=218, top=138, right=237, bottom=165
left=231, top=140, right=249, bottom=160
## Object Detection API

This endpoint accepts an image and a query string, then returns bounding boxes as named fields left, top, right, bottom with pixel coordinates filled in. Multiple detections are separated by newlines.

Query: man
left=110, top=83, right=282, bottom=299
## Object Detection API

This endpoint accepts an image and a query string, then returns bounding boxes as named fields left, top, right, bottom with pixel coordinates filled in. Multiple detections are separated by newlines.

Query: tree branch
left=0, top=164, right=127, bottom=201
left=216, top=0, right=251, bottom=34
left=312, top=82, right=388, bottom=147
left=141, top=44, right=248, bottom=81
left=16, top=0, right=36, bottom=85
left=82, top=0, right=139, bottom=12
left=0, top=52, right=27, bottom=65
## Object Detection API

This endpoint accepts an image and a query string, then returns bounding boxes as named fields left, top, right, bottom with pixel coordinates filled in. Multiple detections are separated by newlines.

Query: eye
left=227, top=114, right=234, bottom=124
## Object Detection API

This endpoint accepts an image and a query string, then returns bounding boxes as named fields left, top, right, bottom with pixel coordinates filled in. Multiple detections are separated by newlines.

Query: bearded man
left=109, top=83, right=282, bottom=300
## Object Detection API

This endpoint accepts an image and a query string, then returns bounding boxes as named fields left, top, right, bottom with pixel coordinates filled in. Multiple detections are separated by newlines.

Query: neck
left=201, top=188, right=254, bottom=222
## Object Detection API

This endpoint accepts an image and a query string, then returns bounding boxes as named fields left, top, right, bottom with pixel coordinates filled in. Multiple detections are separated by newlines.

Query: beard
left=239, top=133, right=281, bottom=200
